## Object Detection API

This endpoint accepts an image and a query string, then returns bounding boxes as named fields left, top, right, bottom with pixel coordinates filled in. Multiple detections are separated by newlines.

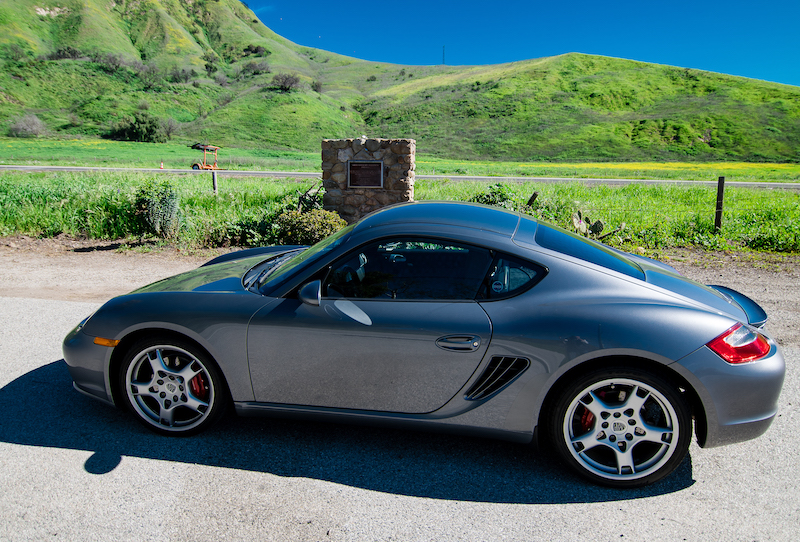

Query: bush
left=162, top=118, right=179, bottom=139
left=8, top=114, right=46, bottom=138
left=274, top=209, right=346, bottom=245
left=92, top=52, right=124, bottom=72
left=469, top=183, right=516, bottom=210
left=272, top=73, right=300, bottom=92
left=108, top=112, right=167, bottom=143
left=243, top=44, right=268, bottom=56
left=134, top=180, right=179, bottom=238
left=49, top=47, right=83, bottom=60
left=169, top=66, right=194, bottom=83
left=242, top=61, right=270, bottom=76
left=135, top=63, right=163, bottom=89
left=3, top=43, right=31, bottom=62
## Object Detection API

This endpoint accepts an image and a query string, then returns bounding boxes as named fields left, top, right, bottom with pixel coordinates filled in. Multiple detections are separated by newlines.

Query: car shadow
left=1, top=361, right=694, bottom=504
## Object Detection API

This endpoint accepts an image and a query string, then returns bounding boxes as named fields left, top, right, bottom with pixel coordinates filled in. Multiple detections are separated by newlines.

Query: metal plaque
left=348, top=161, right=384, bottom=188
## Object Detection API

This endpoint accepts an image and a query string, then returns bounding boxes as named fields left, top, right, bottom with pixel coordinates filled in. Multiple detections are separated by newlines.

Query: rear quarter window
left=534, top=222, right=644, bottom=280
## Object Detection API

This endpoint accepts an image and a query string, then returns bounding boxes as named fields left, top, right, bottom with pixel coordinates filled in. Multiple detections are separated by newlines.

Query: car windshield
left=257, top=223, right=355, bottom=292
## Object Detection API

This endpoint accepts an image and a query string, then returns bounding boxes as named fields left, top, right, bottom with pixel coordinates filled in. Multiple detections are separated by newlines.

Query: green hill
left=1, top=0, right=798, bottom=162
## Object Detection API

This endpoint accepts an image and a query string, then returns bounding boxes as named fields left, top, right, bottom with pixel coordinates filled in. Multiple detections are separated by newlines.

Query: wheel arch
left=108, top=328, right=233, bottom=409
left=535, top=355, right=707, bottom=448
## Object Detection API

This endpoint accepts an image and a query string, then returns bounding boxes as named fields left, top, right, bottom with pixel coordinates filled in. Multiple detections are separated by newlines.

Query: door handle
left=436, top=335, right=482, bottom=352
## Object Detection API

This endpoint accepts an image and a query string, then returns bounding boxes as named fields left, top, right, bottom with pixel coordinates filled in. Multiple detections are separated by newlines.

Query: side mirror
left=298, top=280, right=322, bottom=306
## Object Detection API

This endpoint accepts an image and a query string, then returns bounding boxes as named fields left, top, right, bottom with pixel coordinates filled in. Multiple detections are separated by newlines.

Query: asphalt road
left=0, top=278, right=797, bottom=540
left=2, top=164, right=799, bottom=189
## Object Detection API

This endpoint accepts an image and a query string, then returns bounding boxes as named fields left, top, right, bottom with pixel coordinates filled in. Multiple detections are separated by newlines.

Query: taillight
left=707, top=323, right=771, bottom=364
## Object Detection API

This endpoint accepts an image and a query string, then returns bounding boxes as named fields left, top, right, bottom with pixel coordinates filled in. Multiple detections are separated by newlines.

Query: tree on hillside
left=108, top=112, right=167, bottom=143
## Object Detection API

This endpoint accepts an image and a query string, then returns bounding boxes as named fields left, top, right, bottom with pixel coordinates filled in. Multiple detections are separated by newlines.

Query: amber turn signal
left=93, top=337, right=120, bottom=347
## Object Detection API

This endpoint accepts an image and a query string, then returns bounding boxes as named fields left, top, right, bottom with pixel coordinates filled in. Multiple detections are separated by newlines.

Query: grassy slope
left=1, top=1, right=799, bottom=162
left=356, top=54, right=800, bottom=161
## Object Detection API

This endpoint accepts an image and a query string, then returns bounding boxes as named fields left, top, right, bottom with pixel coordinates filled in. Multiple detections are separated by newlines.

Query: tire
left=119, top=337, right=228, bottom=436
left=191, top=164, right=200, bottom=170
left=548, top=367, right=691, bottom=488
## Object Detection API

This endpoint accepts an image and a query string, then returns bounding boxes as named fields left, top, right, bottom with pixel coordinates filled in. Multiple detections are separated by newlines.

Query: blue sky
left=247, top=0, right=799, bottom=87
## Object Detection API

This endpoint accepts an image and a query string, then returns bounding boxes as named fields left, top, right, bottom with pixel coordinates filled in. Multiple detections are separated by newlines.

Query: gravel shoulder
left=1, top=236, right=798, bottom=541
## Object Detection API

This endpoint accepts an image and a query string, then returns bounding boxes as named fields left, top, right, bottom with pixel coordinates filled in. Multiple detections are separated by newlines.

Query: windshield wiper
left=245, top=250, right=303, bottom=290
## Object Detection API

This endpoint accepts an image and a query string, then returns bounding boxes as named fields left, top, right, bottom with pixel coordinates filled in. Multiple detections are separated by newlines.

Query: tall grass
left=0, top=171, right=314, bottom=246
left=416, top=180, right=800, bottom=252
left=2, top=170, right=799, bottom=252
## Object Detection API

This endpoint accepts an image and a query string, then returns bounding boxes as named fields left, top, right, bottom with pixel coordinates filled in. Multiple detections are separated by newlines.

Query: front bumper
left=62, top=323, right=116, bottom=406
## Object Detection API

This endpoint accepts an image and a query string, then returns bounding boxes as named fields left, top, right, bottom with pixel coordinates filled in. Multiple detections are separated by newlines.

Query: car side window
left=324, top=238, right=493, bottom=300
left=477, top=254, right=546, bottom=300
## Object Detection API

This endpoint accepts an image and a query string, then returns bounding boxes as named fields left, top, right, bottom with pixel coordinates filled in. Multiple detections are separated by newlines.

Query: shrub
left=49, top=47, right=83, bottom=60
left=243, top=44, right=268, bottom=56
left=3, top=44, right=31, bottom=62
left=272, top=73, right=300, bottom=92
left=92, top=52, right=124, bottom=72
left=274, top=209, right=346, bottom=245
left=203, top=52, right=219, bottom=76
left=469, top=183, right=516, bottom=210
left=134, top=180, right=179, bottom=238
left=312, top=80, right=322, bottom=93
left=169, top=66, right=194, bottom=83
left=136, top=63, right=163, bottom=89
left=8, top=114, right=46, bottom=138
left=162, top=118, right=179, bottom=139
left=242, top=61, right=270, bottom=76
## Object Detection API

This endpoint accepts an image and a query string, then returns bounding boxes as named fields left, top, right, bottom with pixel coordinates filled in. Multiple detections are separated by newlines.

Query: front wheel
left=191, top=164, right=200, bottom=170
left=548, top=368, right=691, bottom=488
left=119, top=337, right=227, bottom=436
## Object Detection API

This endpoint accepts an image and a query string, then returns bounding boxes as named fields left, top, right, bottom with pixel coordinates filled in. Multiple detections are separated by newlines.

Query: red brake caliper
left=190, top=373, right=208, bottom=401
left=580, top=408, right=595, bottom=433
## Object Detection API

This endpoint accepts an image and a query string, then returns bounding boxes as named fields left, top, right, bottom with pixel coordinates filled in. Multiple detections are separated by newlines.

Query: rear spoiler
left=708, top=285, right=768, bottom=328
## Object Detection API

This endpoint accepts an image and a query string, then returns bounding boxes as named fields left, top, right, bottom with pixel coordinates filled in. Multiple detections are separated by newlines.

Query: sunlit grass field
left=418, top=158, right=800, bottom=183
left=2, top=137, right=799, bottom=182
left=2, top=169, right=798, bottom=252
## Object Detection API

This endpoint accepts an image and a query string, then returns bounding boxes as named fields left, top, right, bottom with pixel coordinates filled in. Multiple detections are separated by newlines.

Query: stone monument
left=321, top=137, right=415, bottom=223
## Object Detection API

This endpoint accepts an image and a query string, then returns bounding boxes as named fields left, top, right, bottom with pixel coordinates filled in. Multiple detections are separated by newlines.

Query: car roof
left=353, top=201, right=523, bottom=237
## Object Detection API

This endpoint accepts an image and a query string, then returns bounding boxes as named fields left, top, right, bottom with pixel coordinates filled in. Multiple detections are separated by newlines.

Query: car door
left=247, top=238, right=494, bottom=414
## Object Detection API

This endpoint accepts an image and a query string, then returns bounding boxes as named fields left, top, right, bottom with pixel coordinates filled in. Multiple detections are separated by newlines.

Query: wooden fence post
left=714, top=176, right=725, bottom=232
left=212, top=170, right=218, bottom=195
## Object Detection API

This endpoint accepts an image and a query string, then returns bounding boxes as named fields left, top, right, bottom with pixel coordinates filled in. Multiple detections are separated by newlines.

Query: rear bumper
left=672, top=339, right=785, bottom=448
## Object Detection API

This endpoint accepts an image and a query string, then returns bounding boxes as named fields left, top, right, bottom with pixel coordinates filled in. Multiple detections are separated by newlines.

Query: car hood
left=131, top=255, right=265, bottom=294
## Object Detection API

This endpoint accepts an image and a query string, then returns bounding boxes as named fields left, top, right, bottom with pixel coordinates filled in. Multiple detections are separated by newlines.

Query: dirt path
left=0, top=236, right=227, bottom=302
left=2, top=235, right=798, bottom=345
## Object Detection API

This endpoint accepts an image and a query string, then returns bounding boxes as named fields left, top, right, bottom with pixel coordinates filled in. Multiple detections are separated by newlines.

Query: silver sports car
left=63, top=201, right=785, bottom=487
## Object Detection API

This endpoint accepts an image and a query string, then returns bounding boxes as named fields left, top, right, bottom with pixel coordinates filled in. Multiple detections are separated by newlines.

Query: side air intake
left=464, top=356, right=530, bottom=401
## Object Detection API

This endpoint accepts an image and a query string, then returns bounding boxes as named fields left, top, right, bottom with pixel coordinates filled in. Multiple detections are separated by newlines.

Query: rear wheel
left=549, top=367, right=691, bottom=488
left=119, top=337, right=227, bottom=436
left=191, top=164, right=200, bottom=170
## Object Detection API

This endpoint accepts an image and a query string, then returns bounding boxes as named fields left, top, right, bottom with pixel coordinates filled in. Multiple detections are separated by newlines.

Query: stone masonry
left=321, top=137, right=415, bottom=223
